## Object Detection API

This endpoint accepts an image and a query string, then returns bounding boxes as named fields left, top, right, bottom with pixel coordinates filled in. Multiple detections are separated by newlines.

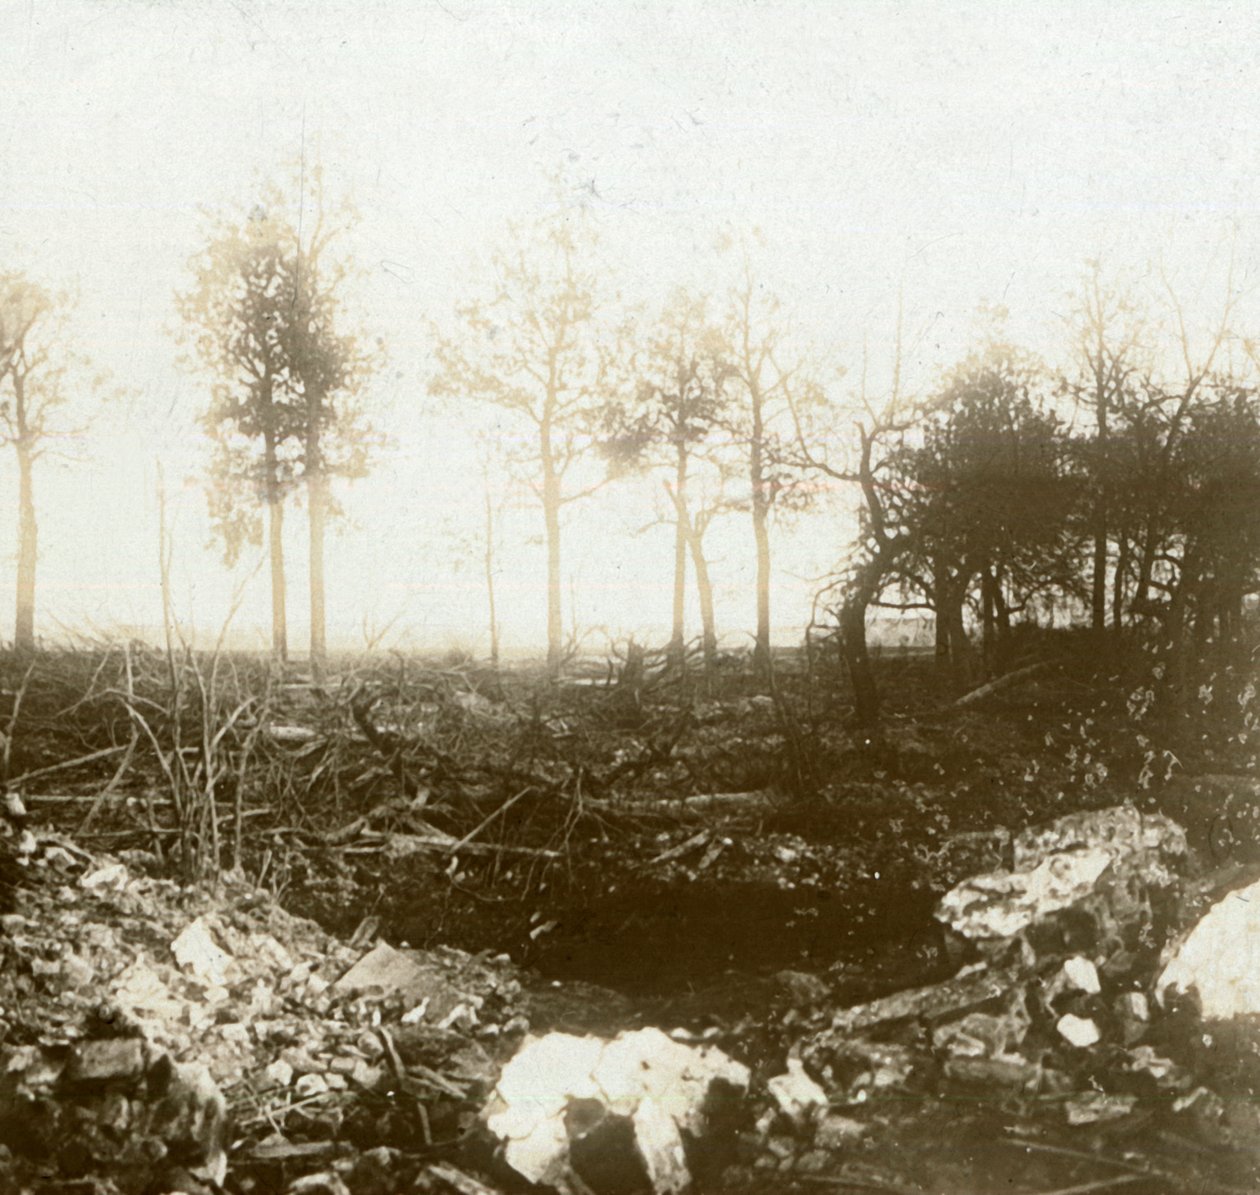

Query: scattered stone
left=939, top=806, right=1187, bottom=950
left=79, top=862, right=128, bottom=890
left=1125, top=1046, right=1190, bottom=1091
left=932, top=1007, right=1027, bottom=1059
left=818, top=1039, right=923, bottom=1102
left=943, top=1055, right=1041, bottom=1092
left=1056, top=1013, right=1101, bottom=1047
left=1064, top=1091, right=1138, bottom=1125
left=171, top=917, right=235, bottom=987
left=938, top=848, right=1114, bottom=941
left=1061, top=956, right=1101, bottom=995
left=1116, top=991, right=1150, bottom=1022
left=60, top=1038, right=149, bottom=1089
left=813, top=1113, right=867, bottom=1149
left=1014, top=805, right=1187, bottom=885
left=796, top=1149, right=831, bottom=1173
left=776, top=969, right=830, bottom=1006
left=333, top=940, right=466, bottom=1022
left=287, top=1171, right=351, bottom=1195
left=0, top=1039, right=228, bottom=1190
left=295, top=1072, right=330, bottom=1098
left=767, top=1058, right=828, bottom=1127
left=425, top=1160, right=501, bottom=1194
left=264, top=1057, right=295, bottom=1087
left=483, top=1028, right=749, bottom=1194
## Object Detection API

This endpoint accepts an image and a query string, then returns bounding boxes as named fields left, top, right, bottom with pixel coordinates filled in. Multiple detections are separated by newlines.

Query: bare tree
left=1061, top=261, right=1147, bottom=636
left=430, top=215, right=621, bottom=673
left=0, top=277, right=85, bottom=651
left=722, top=261, right=813, bottom=678
left=600, top=289, right=735, bottom=670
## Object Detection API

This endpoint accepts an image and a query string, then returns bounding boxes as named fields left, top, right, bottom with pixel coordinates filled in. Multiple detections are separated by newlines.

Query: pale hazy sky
left=0, top=0, right=1257, bottom=653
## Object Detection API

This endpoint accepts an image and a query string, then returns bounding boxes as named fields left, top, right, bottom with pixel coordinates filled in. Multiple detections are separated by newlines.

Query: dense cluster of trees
left=3, top=195, right=1260, bottom=723
left=834, top=281, right=1260, bottom=724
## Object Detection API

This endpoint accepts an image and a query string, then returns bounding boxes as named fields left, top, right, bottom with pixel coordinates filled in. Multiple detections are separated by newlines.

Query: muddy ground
left=3, top=637, right=1260, bottom=1193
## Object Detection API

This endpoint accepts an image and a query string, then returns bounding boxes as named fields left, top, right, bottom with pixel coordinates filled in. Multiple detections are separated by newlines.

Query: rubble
left=2, top=760, right=1259, bottom=1195
left=938, top=804, right=1186, bottom=951
left=0, top=1037, right=228, bottom=1193
left=482, top=1028, right=749, bottom=1195
left=937, top=847, right=1116, bottom=940
left=1055, top=1012, right=1101, bottom=1047
left=1156, top=874, right=1260, bottom=1018
left=0, top=826, right=524, bottom=1194
left=1012, top=804, right=1187, bottom=883
left=766, top=1057, right=828, bottom=1128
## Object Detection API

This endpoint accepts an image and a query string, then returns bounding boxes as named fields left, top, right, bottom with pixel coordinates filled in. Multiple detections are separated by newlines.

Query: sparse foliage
left=430, top=214, right=625, bottom=673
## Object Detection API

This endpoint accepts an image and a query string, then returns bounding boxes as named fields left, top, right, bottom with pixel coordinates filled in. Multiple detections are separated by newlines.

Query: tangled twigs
left=350, top=690, right=427, bottom=804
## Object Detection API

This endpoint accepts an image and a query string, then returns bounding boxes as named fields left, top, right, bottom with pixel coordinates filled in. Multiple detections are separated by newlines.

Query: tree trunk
left=484, top=485, right=500, bottom=668
left=1163, top=556, right=1197, bottom=712
left=992, top=568, right=1012, bottom=640
left=1091, top=391, right=1109, bottom=634
left=747, top=375, right=773, bottom=679
left=306, top=404, right=326, bottom=679
left=14, top=439, right=36, bottom=653
left=263, top=425, right=288, bottom=662
left=1090, top=513, right=1108, bottom=634
left=1112, top=525, right=1129, bottom=634
left=932, top=561, right=951, bottom=680
left=268, top=495, right=288, bottom=661
left=752, top=496, right=772, bottom=678
left=980, top=566, right=996, bottom=676
left=541, top=428, right=563, bottom=675
left=687, top=526, right=717, bottom=672
left=666, top=481, right=716, bottom=673
left=307, top=468, right=326, bottom=677
left=840, top=561, right=881, bottom=727
left=939, top=575, right=975, bottom=691
left=669, top=447, right=688, bottom=669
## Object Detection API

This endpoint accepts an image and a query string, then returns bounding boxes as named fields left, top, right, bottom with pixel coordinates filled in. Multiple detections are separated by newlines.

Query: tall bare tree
left=430, top=215, right=620, bottom=673
left=1062, top=261, right=1147, bottom=636
left=0, top=277, right=83, bottom=651
left=600, top=289, right=734, bottom=669
left=722, top=262, right=812, bottom=678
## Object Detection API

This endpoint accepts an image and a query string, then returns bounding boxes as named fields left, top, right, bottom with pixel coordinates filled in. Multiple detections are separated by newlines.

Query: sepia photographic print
left=2, top=2, right=1260, bottom=1192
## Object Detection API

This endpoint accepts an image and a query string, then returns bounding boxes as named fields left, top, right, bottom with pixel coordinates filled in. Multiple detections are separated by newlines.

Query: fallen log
left=8, top=744, right=128, bottom=786
left=953, top=659, right=1057, bottom=708
left=339, top=831, right=561, bottom=860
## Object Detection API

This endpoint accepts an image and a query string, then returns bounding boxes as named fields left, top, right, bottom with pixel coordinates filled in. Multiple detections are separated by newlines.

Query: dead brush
left=118, top=639, right=269, bottom=882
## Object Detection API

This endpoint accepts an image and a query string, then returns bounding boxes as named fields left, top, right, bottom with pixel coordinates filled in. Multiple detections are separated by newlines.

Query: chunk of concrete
left=1013, top=805, right=1186, bottom=885
left=937, top=848, right=1114, bottom=941
left=171, top=917, right=234, bottom=987
left=767, top=1058, right=827, bottom=1128
left=1056, top=1014, right=1101, bottom=1047
left=1061, top=957, right=1101, bottom=995
left=1065, top=1091, right=1137, bottom=1125
left=60, top=1038, right=149, bottom=1090
left=822, top=963, right=1021, bottom=1037
left=483, top=1028, right=748, bottom=1194
left=1156, top=876, right=1260, bottom=1019
left=332, top=941, right=464, bottom=1022
left=939, top=806, right=1188, bottom=946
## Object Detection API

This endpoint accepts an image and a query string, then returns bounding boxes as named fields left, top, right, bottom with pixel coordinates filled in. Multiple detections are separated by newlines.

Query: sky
left=0, top=0, right=1258, bottom=655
